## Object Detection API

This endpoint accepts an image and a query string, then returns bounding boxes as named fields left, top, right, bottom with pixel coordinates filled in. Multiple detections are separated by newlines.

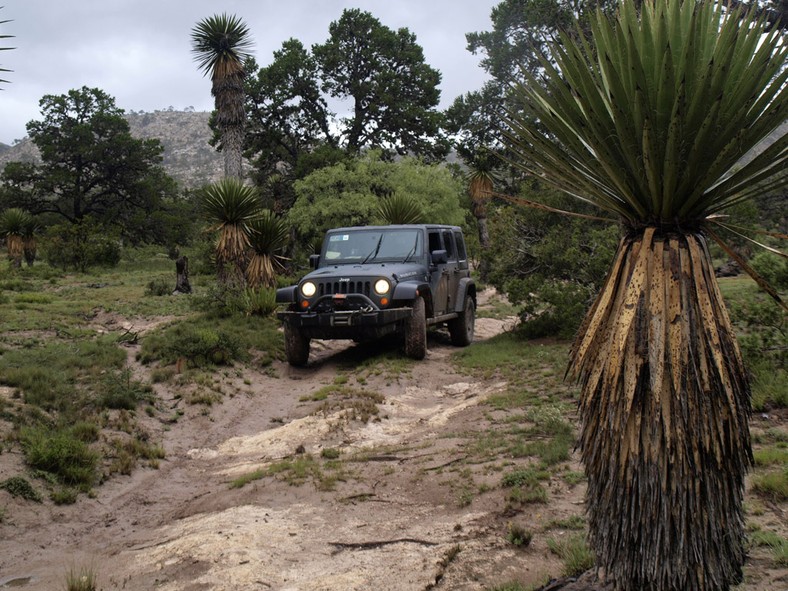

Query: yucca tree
left=503, top=1, right=788, bottom=590
left=467, top=161, right=496, bottom=280
left=0, top=208, right=31, bottom=268
left=246, top=210, right=289, bottom=289
left=199, top=178, right=261, bottom=285
left=191, top=13, right=254, bottom=180
left=377, top=193, right=424, bottom=225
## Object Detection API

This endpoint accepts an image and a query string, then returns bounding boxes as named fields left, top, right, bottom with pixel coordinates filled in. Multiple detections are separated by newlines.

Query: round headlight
left=301, top=281, right=317, bottom=298
left=374, top=279, right=390, bottom=295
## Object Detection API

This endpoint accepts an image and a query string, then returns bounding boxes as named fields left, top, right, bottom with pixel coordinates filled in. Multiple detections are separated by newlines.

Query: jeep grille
left=318, top=280, right=371, bottom=297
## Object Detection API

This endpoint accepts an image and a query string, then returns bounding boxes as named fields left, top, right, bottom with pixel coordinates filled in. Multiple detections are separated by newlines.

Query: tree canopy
left=243, top=8, right=447, bottom=211
left=0, top=87, right=179, bottom=243
left=288, top=153, right=464, bottom=247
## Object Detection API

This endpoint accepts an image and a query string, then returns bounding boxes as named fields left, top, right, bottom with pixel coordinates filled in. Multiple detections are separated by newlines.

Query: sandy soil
left=0, top=291, right=785, bottom=591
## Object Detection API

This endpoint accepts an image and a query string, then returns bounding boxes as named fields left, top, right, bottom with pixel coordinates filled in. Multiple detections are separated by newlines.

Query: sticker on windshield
left=329, top=235, right=349, bottom=242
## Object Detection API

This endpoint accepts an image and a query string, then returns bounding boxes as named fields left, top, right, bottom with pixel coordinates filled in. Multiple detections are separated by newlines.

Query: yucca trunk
left=23, top=236, right=37, bottom=267
left=6, top=234, right=23, bottom=268
left=570, top=226, right=751, bottom=591
left=216, top=225, right=249, bottom=286
left=246, top=254, right=277, bottom=289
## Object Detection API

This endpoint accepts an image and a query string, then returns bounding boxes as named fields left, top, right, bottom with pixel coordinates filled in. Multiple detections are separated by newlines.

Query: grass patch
left=65, top=564, right=98, bottom=591
left=753, top=446, right=788, bottom=467
left=547, top=533, right=595, bottom=577
left=20, top=425, right=99, bottom=489
left=0, top=475, right=43, bottom=502
left=749, top=528, right=788, bottom=567
left=751, top=468, right=788, bottom=501
left=230, top=454, right=350, bottom=491
left=506, top=523, right=533, bottom=548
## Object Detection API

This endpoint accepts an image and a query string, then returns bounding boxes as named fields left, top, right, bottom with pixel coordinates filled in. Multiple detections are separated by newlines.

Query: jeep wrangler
left=276, top=224, right=476, bottom=366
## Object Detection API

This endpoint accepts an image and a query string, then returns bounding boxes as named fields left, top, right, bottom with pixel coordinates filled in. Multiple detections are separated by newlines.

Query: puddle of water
left=0, top=577, right=33, bottom=588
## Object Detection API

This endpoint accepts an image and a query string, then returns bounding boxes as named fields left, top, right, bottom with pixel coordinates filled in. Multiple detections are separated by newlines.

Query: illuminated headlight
left=300, top=281, right=317, bottom=298
left=374, top=279, right=391, bottom=295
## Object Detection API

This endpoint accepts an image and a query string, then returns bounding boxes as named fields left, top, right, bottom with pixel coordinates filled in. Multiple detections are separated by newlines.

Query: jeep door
left=441, top=229, right=461, bottom=313
left=428, top=229, right=459, bottom=315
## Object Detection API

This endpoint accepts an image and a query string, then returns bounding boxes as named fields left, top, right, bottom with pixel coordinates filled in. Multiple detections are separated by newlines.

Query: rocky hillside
left=0, top=109, right=223, bottom=189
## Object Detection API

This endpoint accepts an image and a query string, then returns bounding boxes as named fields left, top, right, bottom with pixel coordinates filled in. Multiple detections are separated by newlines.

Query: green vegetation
left=65, top=564, right=98, bottom=591
left=547, top=533, right=595, bottom=577
left=230, top=454, right=350, bottom=492
left=0, top=476, right=43, bottom=502
left=752, top=469, right=788, bottom=502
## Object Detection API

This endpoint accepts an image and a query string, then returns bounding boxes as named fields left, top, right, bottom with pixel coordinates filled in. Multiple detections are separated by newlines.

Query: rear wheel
left=404, top=297, right=427, bottom=360
left=284, top=324, right=310, bottom=367
left=448, top=296, right=475, bottom=346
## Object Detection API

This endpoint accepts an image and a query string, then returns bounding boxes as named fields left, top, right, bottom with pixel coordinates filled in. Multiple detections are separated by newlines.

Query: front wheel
left=284, top=324, right=310, bottom=367
left=404, top=297, right=427, bottom=360
left=448, top=296, right=475, bottom=346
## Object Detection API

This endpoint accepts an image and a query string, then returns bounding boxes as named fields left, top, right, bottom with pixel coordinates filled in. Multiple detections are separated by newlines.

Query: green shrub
left=749, top=251, right=788, bottom=290
left=0, top=475, right=43, bottom=502
left=98, top=369, right=152, bottom=410
left=145, top=276, right=172, bottom=296
left=41, top=219, right=121, bottom=272
left=20, top=426, right=99, bottom=488
left=240, top=286, right=278, bottom=316
left=139, top=322, right=242, bottom=367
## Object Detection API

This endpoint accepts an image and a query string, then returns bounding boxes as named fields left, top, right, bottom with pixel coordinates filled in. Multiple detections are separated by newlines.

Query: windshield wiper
left=362, top=234, right=384, bottom=264
left=403, top=235, right=419, bottom=263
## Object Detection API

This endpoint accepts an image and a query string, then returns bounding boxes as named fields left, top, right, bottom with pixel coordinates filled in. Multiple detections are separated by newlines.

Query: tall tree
left=0, top=87, right=178, bottom=242
left=504, top=2, right=787, bottom=590
left=312, top=9, right=446, bottom=156
left=191, top=13, right=254, bottom=180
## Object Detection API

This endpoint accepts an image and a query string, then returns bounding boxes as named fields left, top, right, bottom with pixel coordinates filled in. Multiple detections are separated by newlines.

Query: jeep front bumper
left=277, top=307, right=413, bottom=340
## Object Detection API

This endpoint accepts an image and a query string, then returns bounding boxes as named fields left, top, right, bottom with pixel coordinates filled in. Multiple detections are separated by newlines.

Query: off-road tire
left=284, top=323, right=310, bottom=367
left=404, top=297, right=427, bottom=360
left=448, top=295, right=475, bottom=346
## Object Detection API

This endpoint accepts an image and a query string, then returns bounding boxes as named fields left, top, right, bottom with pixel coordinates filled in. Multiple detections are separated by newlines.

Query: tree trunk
left=222, top=124, right=245, bottom=180
left=477, top=216, right=490, bottom=281
left=569, top=227, right=751, bottom=591
left=174, top=256, right=191, bottom=294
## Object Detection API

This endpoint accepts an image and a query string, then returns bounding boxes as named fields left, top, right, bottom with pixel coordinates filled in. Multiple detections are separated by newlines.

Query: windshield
left=322, top=229, right=422, bottom=265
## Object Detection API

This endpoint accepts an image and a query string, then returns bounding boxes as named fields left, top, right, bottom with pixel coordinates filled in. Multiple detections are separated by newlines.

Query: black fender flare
left=392, top=282, right=433, bottom=316
left=453, top=278, right=476, bottom=313
left=275, top=285, right=299, bottom=304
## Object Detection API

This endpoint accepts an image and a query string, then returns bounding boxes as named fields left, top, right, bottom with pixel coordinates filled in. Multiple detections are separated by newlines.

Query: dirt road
left=0, top=292, right=785, bottom=590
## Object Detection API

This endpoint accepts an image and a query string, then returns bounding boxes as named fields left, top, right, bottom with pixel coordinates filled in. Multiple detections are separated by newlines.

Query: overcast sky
left=0, top=0, right=499, bottom=145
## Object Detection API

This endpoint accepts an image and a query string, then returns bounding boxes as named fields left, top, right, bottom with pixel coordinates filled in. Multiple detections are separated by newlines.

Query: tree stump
left=174, top=256, right=192, bottom=294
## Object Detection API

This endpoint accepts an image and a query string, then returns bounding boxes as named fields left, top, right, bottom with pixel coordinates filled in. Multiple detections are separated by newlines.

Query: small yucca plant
left=0, top=207, right=32, bottom=268
left=246, top=210, right=289, bottom=289
left=503, top=1, right=787, bottom=590
left=377, top=193, right=424, bottom=225
left=199, top=178, right=261, bottom=285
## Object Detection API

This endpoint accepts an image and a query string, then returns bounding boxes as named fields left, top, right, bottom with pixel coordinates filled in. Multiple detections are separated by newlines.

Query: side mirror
left=309, top=254, right=320, bottom=269
left=431, top=249, right=448, bottom=265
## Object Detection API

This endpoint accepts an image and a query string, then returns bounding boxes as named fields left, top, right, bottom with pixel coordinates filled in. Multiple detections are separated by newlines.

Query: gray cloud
left=0, top=0, right=496, bottom=144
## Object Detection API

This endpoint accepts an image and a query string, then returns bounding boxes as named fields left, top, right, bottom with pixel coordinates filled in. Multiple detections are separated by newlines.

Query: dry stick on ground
left=329, top=538, right=438, bottom=554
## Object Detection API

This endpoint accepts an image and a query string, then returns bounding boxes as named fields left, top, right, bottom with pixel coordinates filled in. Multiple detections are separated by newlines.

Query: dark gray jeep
left=276, top=224, right=476, bottom=366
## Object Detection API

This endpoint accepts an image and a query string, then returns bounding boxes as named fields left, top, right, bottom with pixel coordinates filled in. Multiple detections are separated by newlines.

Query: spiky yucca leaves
left=199, top=179, right=261, bottom=285
left=246, top=210, right=289, bottom=289
left=1, top=7, right=13, bottom=86
left=502, top=1, right=788, bottom=590
left=377, top=193, right=424, bottom=225
left=191, top=13, right=253, bottom=179
left=0, top=208, right=31, bottom=268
